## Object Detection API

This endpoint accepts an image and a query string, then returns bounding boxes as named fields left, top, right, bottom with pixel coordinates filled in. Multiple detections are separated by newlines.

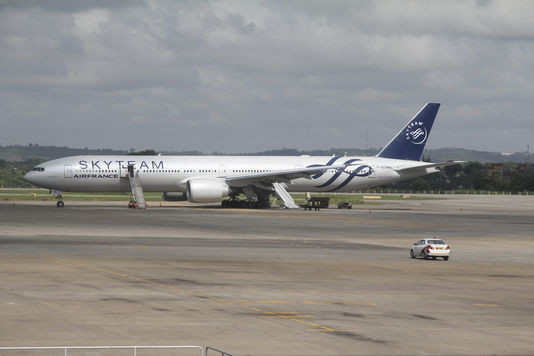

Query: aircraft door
left=218, top=165, right=227, bottom=178
left=119, top=164, right=129, bottom=178
left=64, top=165, right=72, bottom=178
left=369, top=165, right=378, bottom=179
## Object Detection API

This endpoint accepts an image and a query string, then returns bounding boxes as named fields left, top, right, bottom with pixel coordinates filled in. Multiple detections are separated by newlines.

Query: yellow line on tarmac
left=42, top=255, right=360, bottom=336
left=308, top=329, right=361, bottom=333
left=473, top=303, right=500, bottom=307
left=302, top=300, right=376, bottom=306
left=241, top=299, right=293, bottom=304
left=240, top=299, right=376, bottom=306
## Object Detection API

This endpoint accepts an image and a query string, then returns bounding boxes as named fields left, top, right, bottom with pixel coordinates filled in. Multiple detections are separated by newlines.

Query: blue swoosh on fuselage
left=327, top=165, right=373, bottom=192
left=314, top=158, right=361, bottom=188
left=307, top=156, right=342, bottom=179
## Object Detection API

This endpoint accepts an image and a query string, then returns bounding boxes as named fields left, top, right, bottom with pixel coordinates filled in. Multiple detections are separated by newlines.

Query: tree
left=409, top=177, right=430, bottom=191
left=128, top=149, right=157, bottom=156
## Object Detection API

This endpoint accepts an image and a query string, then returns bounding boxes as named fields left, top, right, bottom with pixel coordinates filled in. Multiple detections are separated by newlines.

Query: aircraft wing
left=225, top=165, right=347, bottom=187
left=395, top=161, right=464, bottom=175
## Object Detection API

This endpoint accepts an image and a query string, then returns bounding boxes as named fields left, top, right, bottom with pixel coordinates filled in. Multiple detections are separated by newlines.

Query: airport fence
left=349, top=189, right=531, bottom=196
left=0, top=346, right=233, bottom=356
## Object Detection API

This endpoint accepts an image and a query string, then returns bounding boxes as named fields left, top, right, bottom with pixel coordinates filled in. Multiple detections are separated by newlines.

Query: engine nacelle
left=186, top=178, right=230, bottom=203
left=161, top=192, right=187, bottom=201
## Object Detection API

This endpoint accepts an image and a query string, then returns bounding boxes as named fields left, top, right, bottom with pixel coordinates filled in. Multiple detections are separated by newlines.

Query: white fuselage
left=24, top=155, right=434, bottom=193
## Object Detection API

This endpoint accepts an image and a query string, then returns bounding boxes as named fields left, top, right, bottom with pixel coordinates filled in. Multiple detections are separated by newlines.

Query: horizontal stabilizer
left=395, top=161, right=464, bottom=175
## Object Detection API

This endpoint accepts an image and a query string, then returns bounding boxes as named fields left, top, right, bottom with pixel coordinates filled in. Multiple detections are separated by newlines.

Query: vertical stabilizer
left=377, top=103, right=440, bottom=161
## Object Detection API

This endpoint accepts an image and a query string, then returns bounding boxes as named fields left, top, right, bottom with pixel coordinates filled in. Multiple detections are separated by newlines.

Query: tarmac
left=1, top=195, right=534, bottom=355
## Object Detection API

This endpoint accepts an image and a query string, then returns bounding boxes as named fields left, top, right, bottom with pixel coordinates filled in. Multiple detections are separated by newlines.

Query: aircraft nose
left=24, top=172, right=36, bottom=185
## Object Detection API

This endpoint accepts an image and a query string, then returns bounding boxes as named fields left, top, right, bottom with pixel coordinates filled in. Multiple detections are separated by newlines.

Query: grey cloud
left=0, top=0, right=145, bottom=12
left=0, top=0, right=533, bottom=153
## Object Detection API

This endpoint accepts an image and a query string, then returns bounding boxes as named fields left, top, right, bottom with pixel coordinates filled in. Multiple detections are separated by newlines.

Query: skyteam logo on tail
left=377, top=103, right=439, bottom=161
left=405, top=121, right=427, bottom=145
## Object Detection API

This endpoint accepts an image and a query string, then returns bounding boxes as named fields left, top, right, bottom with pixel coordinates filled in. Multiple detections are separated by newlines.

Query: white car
left=410, top=238, right=450, bottom=260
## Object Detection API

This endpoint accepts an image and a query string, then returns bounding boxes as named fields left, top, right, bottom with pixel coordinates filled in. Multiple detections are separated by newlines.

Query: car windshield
left=428, top=240, right=445, bottom=245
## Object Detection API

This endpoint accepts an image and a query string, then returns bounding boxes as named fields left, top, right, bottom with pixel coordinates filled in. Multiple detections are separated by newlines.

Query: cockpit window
left=31, top=167, right=45, bottom=172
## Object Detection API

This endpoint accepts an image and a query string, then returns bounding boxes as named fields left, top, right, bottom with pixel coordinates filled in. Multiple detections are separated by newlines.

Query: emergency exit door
left=64, top=165, right=72, bottom=178
left=218, top=165, right=227, bottom=178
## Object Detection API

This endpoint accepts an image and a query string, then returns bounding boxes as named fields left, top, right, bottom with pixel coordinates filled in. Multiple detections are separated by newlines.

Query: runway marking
left=239, top=299, right=375, bottom=306
left=257, top=312, right=314, bottom=319
left=473, top=303, right=500, bottom=307
left=302, top=300, right=376, bottom=306
left=127, top=243, right=149, bottom=251
left=42, top=255, right=366, bottom=336
left=308, top=329, right=361, bottom=333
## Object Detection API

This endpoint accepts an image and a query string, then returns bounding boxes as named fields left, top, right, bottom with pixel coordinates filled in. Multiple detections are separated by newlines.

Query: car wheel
left=410, top=250, right=415, bottom=258
left=443, top=256, right=449, bottom=261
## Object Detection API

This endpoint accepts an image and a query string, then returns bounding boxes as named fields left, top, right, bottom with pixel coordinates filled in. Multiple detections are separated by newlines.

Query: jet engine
left=186, top=178, right=230, bottom=203
left=161, top=192, right=187, bottom=201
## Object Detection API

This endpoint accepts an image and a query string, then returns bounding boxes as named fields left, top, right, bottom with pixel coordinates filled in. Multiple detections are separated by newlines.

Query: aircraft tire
left=56, top=201, right=64, bottom=208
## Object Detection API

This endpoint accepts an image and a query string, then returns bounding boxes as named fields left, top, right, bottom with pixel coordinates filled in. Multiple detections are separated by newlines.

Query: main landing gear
left=222, top=199, right=265, bottom=209
left=222, top=192, right=271, bottom=209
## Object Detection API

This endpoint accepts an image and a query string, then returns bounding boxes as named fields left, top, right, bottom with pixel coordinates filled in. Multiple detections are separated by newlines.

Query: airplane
left=24, top=103, right=460, bottom=209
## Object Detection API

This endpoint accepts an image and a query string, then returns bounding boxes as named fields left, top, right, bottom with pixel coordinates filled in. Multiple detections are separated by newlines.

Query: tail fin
left=377, top=103, right=440, bottom=161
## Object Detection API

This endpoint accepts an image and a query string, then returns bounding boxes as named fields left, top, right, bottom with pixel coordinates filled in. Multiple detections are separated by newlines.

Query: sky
left=1, top=0, right=533, bottom=153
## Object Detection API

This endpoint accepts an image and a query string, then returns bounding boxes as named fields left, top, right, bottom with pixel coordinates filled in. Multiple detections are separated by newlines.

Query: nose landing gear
left=51, top=189, right=64, bottom=208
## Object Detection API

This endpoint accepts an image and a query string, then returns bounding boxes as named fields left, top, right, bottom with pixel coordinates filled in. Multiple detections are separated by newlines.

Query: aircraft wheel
left=56, top=201, right=64, bottom=208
